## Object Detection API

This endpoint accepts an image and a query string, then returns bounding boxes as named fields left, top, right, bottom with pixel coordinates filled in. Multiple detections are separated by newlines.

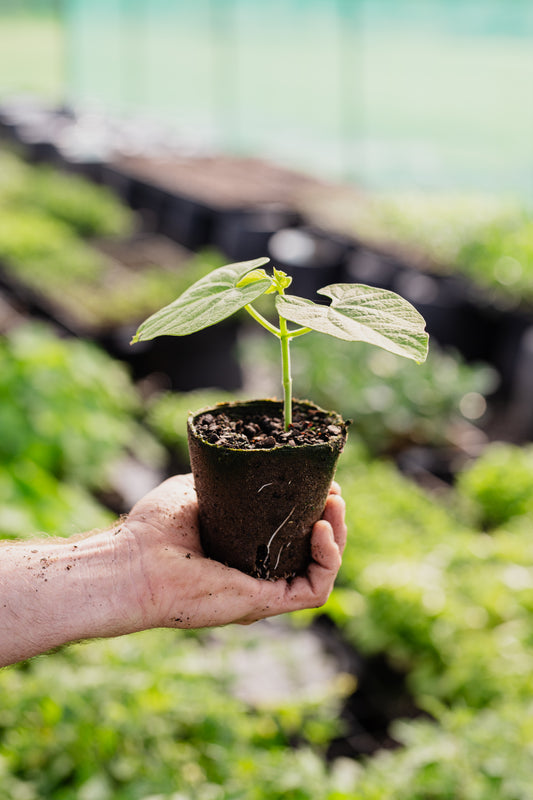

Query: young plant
left=131, top=257, right=429, bottom=429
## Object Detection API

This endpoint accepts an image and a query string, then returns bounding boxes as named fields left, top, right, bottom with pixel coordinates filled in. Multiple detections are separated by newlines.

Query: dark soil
left=115, top=153, right=327, bottom=209
left=194, top=405, right=345, bottom=450
left=93, top=232, right=191, bottom=272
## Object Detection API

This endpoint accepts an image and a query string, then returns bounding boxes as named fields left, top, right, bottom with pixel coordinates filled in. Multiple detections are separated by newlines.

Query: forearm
left=0, top=526, right=143, bottom=668
left=0, top=475, right=346, bottom=666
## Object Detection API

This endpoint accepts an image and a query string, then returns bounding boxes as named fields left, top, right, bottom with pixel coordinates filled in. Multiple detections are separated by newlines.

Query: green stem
left=244, top=304, right=280, bottom=337
left=279, top=315, right=292, bottom=430
left=246, top=298, right=310, bottom=430
left=288, top=326, right=312, bottom=338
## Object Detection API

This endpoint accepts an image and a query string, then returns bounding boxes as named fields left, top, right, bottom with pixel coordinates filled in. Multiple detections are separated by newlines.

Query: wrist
left=61, top=524, right=148, bottom=640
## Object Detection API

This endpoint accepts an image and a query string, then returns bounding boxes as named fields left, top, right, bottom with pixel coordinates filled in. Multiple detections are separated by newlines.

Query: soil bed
left=114, top=154, right=327, bottom=209
left=194, top=405, right=345, bottom=450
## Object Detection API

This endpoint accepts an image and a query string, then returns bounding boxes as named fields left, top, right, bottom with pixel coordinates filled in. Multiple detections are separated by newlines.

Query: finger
left=322, top=493, right=347, bottom=555
left=305, top=518, right=342, bottom=602
left=329, top=480, right=342, bottom=495
left=240, top=519, right=340, bottom=623
left=180, top=495, right=346, bottom=627
left=285, top=509, right=344, bottom=606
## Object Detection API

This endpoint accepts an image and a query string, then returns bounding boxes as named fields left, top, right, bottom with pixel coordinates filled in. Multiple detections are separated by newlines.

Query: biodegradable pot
left=187, top=399, right=348, bottom=580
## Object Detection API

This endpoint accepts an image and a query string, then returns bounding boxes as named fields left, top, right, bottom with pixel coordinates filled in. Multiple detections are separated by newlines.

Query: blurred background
left=2, top=2, right=533, bottom=799
left=2, top=0, right=533, bottom=195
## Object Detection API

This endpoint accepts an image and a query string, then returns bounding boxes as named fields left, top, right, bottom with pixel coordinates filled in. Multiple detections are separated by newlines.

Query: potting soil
left=194, top=406, right=344, bottom=450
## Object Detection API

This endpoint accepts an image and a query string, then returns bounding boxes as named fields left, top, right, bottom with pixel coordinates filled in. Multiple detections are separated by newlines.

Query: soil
left=93, top=232, right=192, bottom=272
left=194, top=405, right=345, bottom=450
left=114, top=153, right=328, bottom=209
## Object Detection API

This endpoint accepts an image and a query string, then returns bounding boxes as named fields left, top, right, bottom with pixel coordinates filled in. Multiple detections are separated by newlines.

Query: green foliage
left=45, top=254, right=219, bottom=332
left=316, top=189, right=533, bottom=304
left=0, top=207, right=108, bottom=286
left=0, top=205, right=220, bottom=329
left=456, top=442, right=533, bottom=529
left=0, top=460, right=113, bottom=539
left=457, top=216, right=533, bottom=304
left=0, top=149, right=135, bottom=238
left=0, top=149, right=221, bottom=331
left=352, top=192, right=523, bottom=271
left=312, top=443, right=533, bottom=717
left=133, top=259, right=429, bottom=363
left=0, top=629, right=358, bottom=799
left=352, top=702, right=533, bottom=800
left=0, top=322, right=163, bottom=493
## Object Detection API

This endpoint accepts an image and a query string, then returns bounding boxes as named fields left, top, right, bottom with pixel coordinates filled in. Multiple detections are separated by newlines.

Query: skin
left=0, top=474, right=346, bottom=668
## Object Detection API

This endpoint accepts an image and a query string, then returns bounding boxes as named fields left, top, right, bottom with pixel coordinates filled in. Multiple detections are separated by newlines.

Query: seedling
left=131, top=257, right=429, bottom=429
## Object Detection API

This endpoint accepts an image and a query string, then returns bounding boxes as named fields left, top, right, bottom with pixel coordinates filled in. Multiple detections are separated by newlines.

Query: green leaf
left=273, top=267, right=293, bottom=291
left=236, top=268, right=271, bottom=288
left=132, top=258, right=271, bottom=342
left=276, top=283, right=429, bottom=362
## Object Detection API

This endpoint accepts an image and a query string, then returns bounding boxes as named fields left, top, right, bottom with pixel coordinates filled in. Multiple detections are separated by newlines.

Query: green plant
left=0, top=628, right=358, bottom=799
left=303, top=444, right=533, bottom=713
left=456, top=442, right=533, bottom=529
left=0, top=208, right=109, bottom=286
left=352, top=701, right=533, bottom=800
left=21, top=165, right=135, bottom=238
left=0, top=204, right=223, bottom=330
left=132, top=258, right=429, bottom=429
left=0, top=460, right=113, bottom=540
left=0, top=322, right=164, bottom=491
left=304, top=187, right=533, bottom=304
left=0, top=149, right=134, bottom=238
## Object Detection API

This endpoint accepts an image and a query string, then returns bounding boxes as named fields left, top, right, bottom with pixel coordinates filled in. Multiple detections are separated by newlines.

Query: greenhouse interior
left=1, top=1, right=533, bottom=798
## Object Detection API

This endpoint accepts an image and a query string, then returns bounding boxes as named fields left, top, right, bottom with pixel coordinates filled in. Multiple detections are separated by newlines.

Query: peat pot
left=187, top=399, right=348, bottom=580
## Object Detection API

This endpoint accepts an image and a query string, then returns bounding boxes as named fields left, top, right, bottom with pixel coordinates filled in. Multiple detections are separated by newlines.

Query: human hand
left=124, top=473, right=346, bottom=630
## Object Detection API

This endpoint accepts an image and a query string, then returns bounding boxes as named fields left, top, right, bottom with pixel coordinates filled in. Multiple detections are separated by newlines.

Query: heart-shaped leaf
left=276, top=283, right=429, bottom=362
left=132, top=258, right=271, bottom=342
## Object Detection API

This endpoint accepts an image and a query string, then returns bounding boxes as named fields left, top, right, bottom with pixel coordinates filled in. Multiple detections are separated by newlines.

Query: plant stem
left=288, top=325, right=312, bottom=338
left=246, top=298, right=310, bottom=430
left=279, top=315, right=292, bottom=430
left=244, top=304, right=280, bottom=337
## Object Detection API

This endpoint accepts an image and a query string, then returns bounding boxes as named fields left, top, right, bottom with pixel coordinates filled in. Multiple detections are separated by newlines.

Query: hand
left=124, top=473, right=347, bottom=630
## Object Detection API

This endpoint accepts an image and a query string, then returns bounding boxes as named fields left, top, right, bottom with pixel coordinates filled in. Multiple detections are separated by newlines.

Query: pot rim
left=187, top=397, right=348, bottom=453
